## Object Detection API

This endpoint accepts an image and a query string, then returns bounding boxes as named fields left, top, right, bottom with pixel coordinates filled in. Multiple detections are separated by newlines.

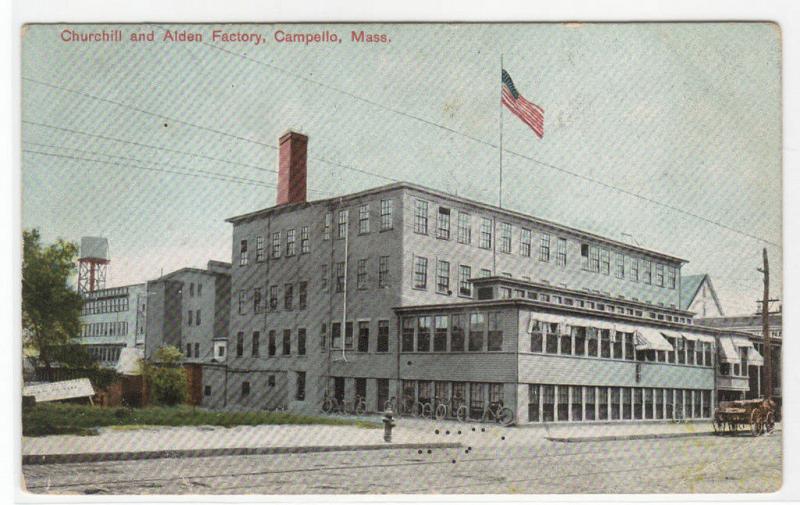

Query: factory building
left=202, top=130, right=765, bottom=423
left=79, top=283, right=147, bottom=366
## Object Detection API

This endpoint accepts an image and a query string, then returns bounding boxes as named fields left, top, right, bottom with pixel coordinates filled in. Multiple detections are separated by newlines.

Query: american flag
left=502, top=69, right=544, bottom=138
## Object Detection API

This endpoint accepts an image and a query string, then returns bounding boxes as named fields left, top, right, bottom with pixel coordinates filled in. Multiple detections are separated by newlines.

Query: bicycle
left=383, top=396, right=396, bottom=413
left=415, top=399, right=434, bottom=419
left=321, top=392, right=339, bottom=415
left=477, top=400, right=514, bottom=426
left=337, top=394, right=367, bottom=415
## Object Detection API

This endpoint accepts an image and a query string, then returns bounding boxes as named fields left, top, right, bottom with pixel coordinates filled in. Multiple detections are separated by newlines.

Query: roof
left=679, top=274, right=724, bottom=315
left=226, top=181, right=687, bottom=264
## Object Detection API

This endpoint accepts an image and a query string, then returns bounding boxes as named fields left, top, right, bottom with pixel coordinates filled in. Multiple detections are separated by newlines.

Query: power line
left=22, top=119, right=278, bottom=174
left=23, top=73, right=779, bottom=247
left=171, top=36, right=780, bottom=248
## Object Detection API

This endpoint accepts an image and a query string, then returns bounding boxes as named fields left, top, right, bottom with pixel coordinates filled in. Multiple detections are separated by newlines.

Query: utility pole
left=757, top=248, right=772, bottom=400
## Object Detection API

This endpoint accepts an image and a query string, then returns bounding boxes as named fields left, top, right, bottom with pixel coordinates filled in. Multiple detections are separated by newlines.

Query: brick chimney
left=277, top=131, right=308, bottom=206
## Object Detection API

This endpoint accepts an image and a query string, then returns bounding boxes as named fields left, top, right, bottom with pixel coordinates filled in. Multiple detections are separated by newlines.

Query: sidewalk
left=22, top=422, right=461, bottom=465
left=536, top=421, right=782, bottom=442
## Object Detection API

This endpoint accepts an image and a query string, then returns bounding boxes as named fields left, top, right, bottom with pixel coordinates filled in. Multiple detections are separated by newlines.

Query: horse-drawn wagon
left=713, top=398, right=776, bottom=436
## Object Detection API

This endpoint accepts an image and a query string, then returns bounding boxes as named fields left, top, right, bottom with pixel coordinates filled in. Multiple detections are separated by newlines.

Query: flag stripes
left=501, top=69, right=544, bottom=139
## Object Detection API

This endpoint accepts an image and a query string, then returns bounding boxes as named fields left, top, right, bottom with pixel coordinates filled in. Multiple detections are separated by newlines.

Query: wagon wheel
left=750, top=409, right=764, bottom=437
left=764, top=411, right=775, bottom=435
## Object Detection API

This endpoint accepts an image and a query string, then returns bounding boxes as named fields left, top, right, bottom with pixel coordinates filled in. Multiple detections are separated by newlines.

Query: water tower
left=78, top=236, right=109, bottom=294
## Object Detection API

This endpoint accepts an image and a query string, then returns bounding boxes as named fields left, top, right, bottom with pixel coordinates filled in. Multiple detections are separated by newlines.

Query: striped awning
left=748, top=345, right=765, bottom=366
left=634, top=328, right=674, bottom=352
left=682, top=332, right=716, bottom=344
left=527, top=312, right=565, bottom=333
left=718, top=336, right=740, bottom=364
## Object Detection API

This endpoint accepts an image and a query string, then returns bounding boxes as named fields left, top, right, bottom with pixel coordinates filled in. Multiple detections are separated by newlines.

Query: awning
left=682, top=332, right=716, bottom=344
left=563, top=316, right=616, bottom=331
left=634, top=328, right=674, bottom=352
left=718, top=336, right=739, bottom=364
left=748, top=345, right=765, bottom=366
left=527, top=312, right=565, bottom=333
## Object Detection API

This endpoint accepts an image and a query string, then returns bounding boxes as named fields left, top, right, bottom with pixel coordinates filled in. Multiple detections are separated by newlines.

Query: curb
left=546, top=429, right=782, bottom=443
left=22, top=442, right=462, bottom=466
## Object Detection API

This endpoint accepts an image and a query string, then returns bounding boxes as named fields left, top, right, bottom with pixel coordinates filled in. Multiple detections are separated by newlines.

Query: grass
left=22, top=403, right=380, bottom=437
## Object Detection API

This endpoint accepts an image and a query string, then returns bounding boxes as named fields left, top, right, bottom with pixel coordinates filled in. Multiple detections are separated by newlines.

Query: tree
left=140, top=346, right=188, bottom=406
left=22, top=229, right=87, bottom=377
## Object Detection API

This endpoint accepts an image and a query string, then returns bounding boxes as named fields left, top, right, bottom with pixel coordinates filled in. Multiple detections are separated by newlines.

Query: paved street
left=22, top=426, right=781, bottom=495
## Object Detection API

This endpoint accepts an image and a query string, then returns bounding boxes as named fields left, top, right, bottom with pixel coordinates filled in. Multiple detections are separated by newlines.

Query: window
left=252, top=331, right=260, bottom=357
left=187, top=310, right=193, bottom=326
left=300, top=226, right=310, bottom=254
left=284, top=284, right=293, bottom=310
left=320, top=264, right=328, bottom=291
left=487, top=312, right=503, bottom=351
left=331, top=322, right=341, bottom=349
left=417, top=316, right=431, bottom=352
left=357, top=259, right=368, bottom=289
left=239, top=240, right=248, bottom=266
left=282, top=329, right=291, bottom=355
left=298, top=281, right=307, bottom=310
left=414, top=199, right=429, bottom=234
left=436, top=260, right=450, bottom=293
left=204, top=385, right=212, bottom=396
left=236, top=332, right=244, bottom=357
left=451, top=314, right=466, bottom=351
left=600, top=249, right=610, bottom=275
left=499, top=223, right=512, bottom=253
left=254, top=287, right=264, bottom=313
left=437, top=207, right=451, bottom=239
left=377, top=320, right=389, bottom=353
left=560, top=326, right=572, bottom=355
left=571, top=386, right=583, bottom=421
left=556, top=238, right=567, bottom=266
left=656, top=263, right=665, bottom=287
left=335, top=262, right=345, bottom=292
left=572, top=326, right=585, bottom=355
left=323, top=212, right=332, bottom=240
left=630, top=257, right=639, bottom=282
left=380, top=199, right=393, bottom=230
left=459, top=265, right=472, bottom=297
left=457, top=212, right=471, bottom=244
left=268, top=330, right=276, bottom=356
left=413, top=256, right=428, bottom=289
left=590, top=246, right=600, bottom=272
left=600, top=329, right=611, bottom=358
left=296, top=372, right=306, bottom=401
left=530, top=320, right=543, bottom=352
left=542, top=385, right=555, bottom=422
left=479, top=218, right=492, bottom=249
left=238, top=290, right=247, bottom=315
left=615, top=253, right=625, bottom=279
left=480, top=268, right=491, bottom=278
left=539, top=234, right=550, bottom=262
left=401, top=318, right=415, bottom=352
left=269, top=285, right=278, bottom=310
left=196, top=309, right=201, bottom=326
left=558, top=386, right=569, bottom=421
left=520, top=228, right=532, bottom=256
left=433, top=316, right=448, bottom=351
left=468, top=313, right=484, bottom=351
left=286, top=229, right=296, bottom=256
left=586, top=327, right=598, bottom=356
left=358, top=204, right=370, bottom=234
left=186, top=343, right=191, bottom=357
left=298, top=328, right=306, bottom=355
left=642, top=259, right=652, bottom=284
left=320, top=323, right=327, bottom=351
left=378, top=256, right=389, bottom=288
left=271, top=232, right=281, bottom=259
left=345, top=322, right=354, bottom=349
left=625, top=333, right=635, bottom=360
left=337, top=210, right=348, bottom=239
left=241, top=381, right=250, bottom=397
left=268, top=375, right=276, bottom=387
left=357, top=321, right=369, bottom=352
left=189, top=283, right=194, bottom=297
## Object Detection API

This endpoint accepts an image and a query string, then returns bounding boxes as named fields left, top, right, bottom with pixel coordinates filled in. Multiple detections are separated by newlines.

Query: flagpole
left=499, top=53, right=504, bottom=209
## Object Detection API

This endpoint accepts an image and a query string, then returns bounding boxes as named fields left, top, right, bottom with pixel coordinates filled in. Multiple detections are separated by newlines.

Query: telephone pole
left=757, top=248, right=772, bottom=400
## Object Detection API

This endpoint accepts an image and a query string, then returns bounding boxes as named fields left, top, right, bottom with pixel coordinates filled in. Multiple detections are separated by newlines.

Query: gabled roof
left=680, top=274, right=724, bottom=315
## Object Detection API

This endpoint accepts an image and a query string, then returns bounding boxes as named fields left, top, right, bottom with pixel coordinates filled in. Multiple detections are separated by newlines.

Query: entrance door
left=334, top=377, right=345, bottom=403
left=355, top=378, right=367, bottom=401
left=377, top=379, right=389, bottom=412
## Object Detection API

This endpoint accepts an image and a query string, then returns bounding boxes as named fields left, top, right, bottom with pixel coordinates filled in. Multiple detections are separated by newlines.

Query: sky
left=20, top=22, right=782, bottom=315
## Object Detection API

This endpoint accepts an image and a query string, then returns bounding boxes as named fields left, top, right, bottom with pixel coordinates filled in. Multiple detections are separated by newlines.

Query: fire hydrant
left=382, top=409, right=396, bottom=443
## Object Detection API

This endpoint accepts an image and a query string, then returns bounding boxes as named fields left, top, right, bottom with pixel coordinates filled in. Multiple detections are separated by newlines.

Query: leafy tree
left=22, top=229, right=86, bottom=377
left=140, top=346, right=188, bottom=406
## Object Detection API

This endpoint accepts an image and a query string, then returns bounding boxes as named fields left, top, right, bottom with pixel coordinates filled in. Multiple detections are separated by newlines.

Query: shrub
left=140, top=346, right=188, bottom=406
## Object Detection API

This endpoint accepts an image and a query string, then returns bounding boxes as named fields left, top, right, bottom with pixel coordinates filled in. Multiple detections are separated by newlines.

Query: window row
left=412, top=257, right=489, bottom=295
left=499, top=288, right=691, bottom=324
left=185, top=342, right=201, bottom=359
left=186, top=309, right=202, bottom=326
left=580, top=245, right=677, bottom=288
left=81, top=321, right=129, bottom=337
left=323, top=199, right=395, bottom=241
left=239, top=281, right=308, bottom=314
left=400, top=380, right=506, bottom=420
left=239, top=226, right=311, bottom=266
left=234, top=328, right=308, bottom=358
left=320, top=320, right=391, bottom=353
left=400, top=312, right=504, bottom=353
left=529, top=321, right=714, bottom=367
left=528, top=384, right=712, bottom=422
left=86, top=345, right=123, bottom=363
left=323, top=256, right=392, bottom=293
left=187, top=282, right=203, bottom=297
left=81, top=296, right=129, bottom=315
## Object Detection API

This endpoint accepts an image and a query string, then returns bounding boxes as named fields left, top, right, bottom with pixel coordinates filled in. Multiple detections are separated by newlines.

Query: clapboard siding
left=518, top=353, right=714, bottom=389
